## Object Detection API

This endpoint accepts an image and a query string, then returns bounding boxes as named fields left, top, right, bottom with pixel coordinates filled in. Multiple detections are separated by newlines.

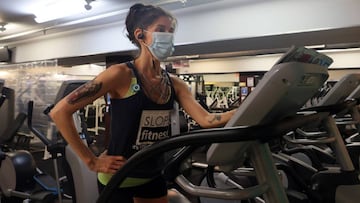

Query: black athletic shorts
left=97, top=176, right=168, bottom=203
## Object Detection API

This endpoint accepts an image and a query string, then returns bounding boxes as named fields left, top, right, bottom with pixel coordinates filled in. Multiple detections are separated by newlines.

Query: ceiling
left=0, top=0, right=221, bottom=44
left=1, top=0, right=360, bottom=66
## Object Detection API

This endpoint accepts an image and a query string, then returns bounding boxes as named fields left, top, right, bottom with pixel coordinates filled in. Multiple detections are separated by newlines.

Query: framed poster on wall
left=247, top=77, right=254, bottom=87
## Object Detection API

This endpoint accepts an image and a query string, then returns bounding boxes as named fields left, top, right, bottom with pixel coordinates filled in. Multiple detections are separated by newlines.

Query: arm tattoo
left=208, top=114, right=221, bottom=124
left=67, top=80, right=102, bottom=104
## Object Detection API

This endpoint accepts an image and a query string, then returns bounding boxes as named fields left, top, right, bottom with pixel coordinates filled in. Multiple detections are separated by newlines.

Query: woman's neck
left=134, top=57, right=161, bottom=78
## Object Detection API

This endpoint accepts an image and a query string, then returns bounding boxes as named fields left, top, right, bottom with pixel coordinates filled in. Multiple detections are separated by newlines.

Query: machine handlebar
left=27, top=100, right=52, bottom=146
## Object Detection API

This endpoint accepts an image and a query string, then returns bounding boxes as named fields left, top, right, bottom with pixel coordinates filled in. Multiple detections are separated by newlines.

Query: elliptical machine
left=0, top=149, right=57, bottom=203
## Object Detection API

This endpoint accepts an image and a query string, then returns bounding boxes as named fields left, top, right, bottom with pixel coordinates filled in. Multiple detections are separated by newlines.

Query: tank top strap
left=126, top=61, right=143, bottom=86
left=160, top=69, right=177, bottom=101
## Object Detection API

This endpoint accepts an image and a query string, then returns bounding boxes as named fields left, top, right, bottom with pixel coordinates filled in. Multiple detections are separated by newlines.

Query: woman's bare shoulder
left=97, top=63, right=132, bottom=81
left=106, top=63, right=131, bottom=75
left=97, top=62, right=134, bottom=96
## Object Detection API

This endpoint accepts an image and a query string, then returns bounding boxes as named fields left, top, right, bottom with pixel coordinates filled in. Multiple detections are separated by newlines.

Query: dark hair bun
left=130, top=3, right=145, bottom=13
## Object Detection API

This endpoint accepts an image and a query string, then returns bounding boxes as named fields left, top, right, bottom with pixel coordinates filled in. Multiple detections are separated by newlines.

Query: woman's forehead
left=150, top=16, right=175, bottom=29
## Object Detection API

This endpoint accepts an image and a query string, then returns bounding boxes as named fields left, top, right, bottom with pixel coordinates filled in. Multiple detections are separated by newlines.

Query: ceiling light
left=158, top=0, right=187, bottom=5
left=0, top=23, right=7, bottom=32
left=85, top=0, right=95, bottom=11
left=0, top=29, right=41, bottom=40
left=305, top=44, right=325, bottom=49
left=57, top=9, right=127, bottom=27
left=32, top=0, right=92, bottom=23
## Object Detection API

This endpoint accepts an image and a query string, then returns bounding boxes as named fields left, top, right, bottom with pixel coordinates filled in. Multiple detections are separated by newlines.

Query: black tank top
left=108, top=62, right=176, bottom=178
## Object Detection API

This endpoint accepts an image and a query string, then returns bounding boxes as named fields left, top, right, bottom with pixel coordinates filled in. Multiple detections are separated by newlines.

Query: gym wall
left=176, top=48, right=360, bottom=80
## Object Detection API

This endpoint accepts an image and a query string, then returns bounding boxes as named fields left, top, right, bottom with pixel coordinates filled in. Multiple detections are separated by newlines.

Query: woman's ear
left=134, top=28, right=144, bottom=41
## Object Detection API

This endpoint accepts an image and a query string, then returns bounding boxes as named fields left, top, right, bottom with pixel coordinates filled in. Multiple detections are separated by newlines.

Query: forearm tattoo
left=67, top=80, right=102, bottom=104
left=208, top=114, right=221, bottom=124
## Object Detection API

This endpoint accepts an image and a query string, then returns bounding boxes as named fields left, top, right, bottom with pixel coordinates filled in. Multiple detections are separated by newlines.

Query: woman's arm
left=49, top=64, right=129, bottom=173
left=172, top=76, right=236, bottom=129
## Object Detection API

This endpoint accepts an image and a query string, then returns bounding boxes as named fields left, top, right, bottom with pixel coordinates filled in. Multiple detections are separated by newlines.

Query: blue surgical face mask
left=145, top=31, right=175, bottom=61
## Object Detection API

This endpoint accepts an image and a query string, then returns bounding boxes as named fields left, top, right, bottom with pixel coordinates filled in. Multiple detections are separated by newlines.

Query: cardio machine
left=0, top=82, right=57, bottom=203
left=282, top=73, right=360, bottom=166
left=96, top=46, right=331, bottom=203
left=282, top=73, right=360, bottom=161
left=277, top=73, right=360, bottom=202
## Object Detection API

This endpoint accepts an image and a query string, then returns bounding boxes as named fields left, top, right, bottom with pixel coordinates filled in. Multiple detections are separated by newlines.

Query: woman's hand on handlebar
left=89, top=150, right=127, bottom=174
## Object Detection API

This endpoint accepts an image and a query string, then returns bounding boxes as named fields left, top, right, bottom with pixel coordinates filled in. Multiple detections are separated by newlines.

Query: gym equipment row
left=0, top=80, right=98, bottom=203
left=0, top=81, right=57, bottom=202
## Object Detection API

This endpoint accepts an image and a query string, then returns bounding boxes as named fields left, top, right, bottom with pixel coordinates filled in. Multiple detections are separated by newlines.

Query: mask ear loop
left=140, top=29, right=154, bottom=49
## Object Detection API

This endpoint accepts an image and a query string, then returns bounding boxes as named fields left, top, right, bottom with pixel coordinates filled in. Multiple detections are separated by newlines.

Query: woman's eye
left=157, top=30, right=174, bottom=33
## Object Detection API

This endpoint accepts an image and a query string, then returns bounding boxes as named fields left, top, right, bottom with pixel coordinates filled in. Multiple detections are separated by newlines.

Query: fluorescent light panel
left=33, top=0, right=88, bottom=23
left=58, top=9, right=128, bottom=27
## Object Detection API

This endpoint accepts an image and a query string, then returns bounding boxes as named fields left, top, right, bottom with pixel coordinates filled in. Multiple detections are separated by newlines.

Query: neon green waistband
left=98, top=172, right=152, bottom=188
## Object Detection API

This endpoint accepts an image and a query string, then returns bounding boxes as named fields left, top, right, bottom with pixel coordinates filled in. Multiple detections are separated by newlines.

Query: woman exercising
left=50, top=3, right=236, bottom=203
